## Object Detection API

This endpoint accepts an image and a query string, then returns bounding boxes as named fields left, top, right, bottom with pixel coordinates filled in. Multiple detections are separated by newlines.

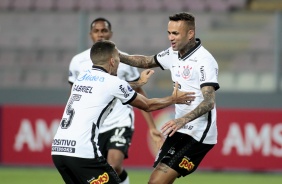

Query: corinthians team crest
left=181, top=65, right=193, bottom=80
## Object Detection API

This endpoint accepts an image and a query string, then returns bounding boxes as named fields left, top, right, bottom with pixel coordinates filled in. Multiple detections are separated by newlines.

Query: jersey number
left=60, top=94, right=82, bottom=129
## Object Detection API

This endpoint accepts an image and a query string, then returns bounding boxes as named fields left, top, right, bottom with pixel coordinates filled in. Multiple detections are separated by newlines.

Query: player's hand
left=139, top=69, right=155, bottom=85
left=161, top=118, right=187, bottom=137
left=172, top=82, right=195, bottom=104
left=149, top=128, right=164, bottom=149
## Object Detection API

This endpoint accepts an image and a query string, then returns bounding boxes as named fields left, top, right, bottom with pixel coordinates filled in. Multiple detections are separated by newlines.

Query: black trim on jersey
left=122, top=92, right=137, bottom=105
left=91, top=98, right=116, bottom=157
left=200, top=111, right=212, bottom=143
left=92, top=65, right=108, bottom=73
left=180, top=38, right=201, bottom=60
left=97, top=98, right=116, bottom=129
left=90, top=123, right=99, bottom=158
left=200, top=82, right=220, bottom=91
left=154, top=55, right=165, bottom=70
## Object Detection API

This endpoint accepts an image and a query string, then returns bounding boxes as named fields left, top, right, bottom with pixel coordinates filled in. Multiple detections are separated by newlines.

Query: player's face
left=167, top=20, right=192, bottom=52
left=90, top=21, right=112, bottom=43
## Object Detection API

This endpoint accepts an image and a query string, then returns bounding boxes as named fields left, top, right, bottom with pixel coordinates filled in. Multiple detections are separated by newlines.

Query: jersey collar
left=92, top=65, right=108, bottom=73
left=178, top=38, right=201, bottom=60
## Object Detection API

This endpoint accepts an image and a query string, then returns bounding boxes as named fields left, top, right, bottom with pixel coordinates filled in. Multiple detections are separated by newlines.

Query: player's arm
left=161, top=86, right=216, bottom=137
left=119, top=53, right=159, bottom=69
left=129, top=82, right=195, bottom=112
left=135, top=86, right=164, bottom=149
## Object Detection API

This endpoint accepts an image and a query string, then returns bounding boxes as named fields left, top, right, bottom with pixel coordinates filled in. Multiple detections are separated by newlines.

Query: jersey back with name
left=68, top=49, right=140, bottom=133
left=52, top=67, right=137, bottom=158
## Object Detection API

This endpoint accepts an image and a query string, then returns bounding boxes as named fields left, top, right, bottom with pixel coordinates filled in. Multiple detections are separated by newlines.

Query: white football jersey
left=52, top=67, right=137, bottom=158
left=155, top=38, right=220, bottom=144
left=68, top=48, right=140, bottom=133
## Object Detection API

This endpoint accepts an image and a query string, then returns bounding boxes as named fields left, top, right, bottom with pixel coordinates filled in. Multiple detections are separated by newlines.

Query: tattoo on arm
left=119, top=54, right=158, bottom=68
left=128, top=80, right=145, bottom=89
left=183, top=86, right=215, bottom=123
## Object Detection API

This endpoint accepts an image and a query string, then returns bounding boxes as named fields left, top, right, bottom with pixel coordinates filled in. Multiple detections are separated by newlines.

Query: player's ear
left=109, top=57, right=115, bottom=66
left=188, top=29, right=195, bottom=40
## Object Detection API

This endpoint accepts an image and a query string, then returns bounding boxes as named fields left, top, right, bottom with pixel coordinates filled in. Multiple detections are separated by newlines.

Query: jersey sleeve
left=199, top=57, right=220, bottom=91
left=68, top=56, right=79, bottom=84
left=154, top=48, right=172, bottom=70
left=124, top=66, right=140, bottom=82
left=112, top=79, right=137, bottom=105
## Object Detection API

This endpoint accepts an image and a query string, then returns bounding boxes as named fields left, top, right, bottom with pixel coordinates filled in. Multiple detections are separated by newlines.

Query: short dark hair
left=90, top=40, right=116, bottom=65
left=169, top=12, right=195, bottom=29
left=90, top=17, right=112, bottom=31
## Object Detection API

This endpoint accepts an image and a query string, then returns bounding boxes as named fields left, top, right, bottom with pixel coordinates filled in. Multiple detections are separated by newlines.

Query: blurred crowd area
left=0, top=0, right=282, bottom=101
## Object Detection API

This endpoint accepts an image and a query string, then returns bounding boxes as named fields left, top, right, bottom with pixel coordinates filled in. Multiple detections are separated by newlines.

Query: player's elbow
left=142, top=106, right=152, bottom=112
left=208, top=101, right=215, bottom=111
left=141, top=103, right=156, bottom=112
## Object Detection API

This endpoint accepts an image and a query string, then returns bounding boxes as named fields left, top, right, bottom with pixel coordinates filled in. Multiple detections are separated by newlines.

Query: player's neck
left=179, top=39, right=196, bottom=57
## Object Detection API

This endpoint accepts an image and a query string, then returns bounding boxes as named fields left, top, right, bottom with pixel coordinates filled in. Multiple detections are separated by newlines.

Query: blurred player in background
left=119, top=12, right=220, bottom=183
left=68, top=18, right=164, bottom=184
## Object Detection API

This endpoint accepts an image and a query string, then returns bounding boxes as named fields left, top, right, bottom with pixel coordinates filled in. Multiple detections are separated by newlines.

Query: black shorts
left=52, top=155, right=121, bottom=184
left=153, top=132, right=214, bottom=177
left=98, top=127, right=134, bottom=159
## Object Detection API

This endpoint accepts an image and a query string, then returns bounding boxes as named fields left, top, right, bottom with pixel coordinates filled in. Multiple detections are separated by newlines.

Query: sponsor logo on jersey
left=51, top=146, right=75, bottom=153
left=200, top=66, right=206, bottom=82
left=53, top=139, right=76, bottom=146
left=88, top=172, right=109, bottom=184
left=158, top=49, right=170, bottom=57
left=77, top=72, right=105, bottom=82
left=179, top=157, right=195, bottom=171
left=181, top=65, right=192, bottom=80
left=119, top=85, right=130, bottom=98
left=127, top=85, right=133, bottom=92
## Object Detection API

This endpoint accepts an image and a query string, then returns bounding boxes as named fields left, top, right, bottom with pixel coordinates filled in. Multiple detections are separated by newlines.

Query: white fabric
left=52, top=67, right=137, bottom=158
left=155, top=39, right=219, bottom=144
left=68, top=48, right=140, bottom=133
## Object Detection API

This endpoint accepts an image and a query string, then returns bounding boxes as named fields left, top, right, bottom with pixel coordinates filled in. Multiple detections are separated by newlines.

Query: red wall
left=1, top=105, right=282, bottom=171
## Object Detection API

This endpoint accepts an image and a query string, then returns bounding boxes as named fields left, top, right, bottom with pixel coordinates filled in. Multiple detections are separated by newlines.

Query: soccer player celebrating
left=52, top=40, right=195, bottom=184
left=119, top=12, right=220, bottom=183
left=68, top=17, right=164, bottom=184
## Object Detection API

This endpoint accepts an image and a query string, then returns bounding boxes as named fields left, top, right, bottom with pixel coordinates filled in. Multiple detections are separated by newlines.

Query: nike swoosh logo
left=115, top=143, right=125, bottom=147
